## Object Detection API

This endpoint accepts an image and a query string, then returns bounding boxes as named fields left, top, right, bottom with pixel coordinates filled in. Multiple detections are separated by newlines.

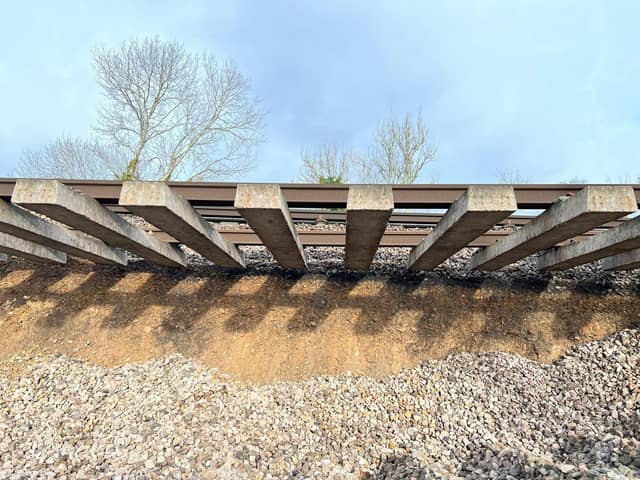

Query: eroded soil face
left=1, top=259, right=638, bottom=383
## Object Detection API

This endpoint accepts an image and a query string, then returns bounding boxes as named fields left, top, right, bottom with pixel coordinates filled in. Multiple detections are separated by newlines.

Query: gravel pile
left=1, top=330, right=638, bottom=479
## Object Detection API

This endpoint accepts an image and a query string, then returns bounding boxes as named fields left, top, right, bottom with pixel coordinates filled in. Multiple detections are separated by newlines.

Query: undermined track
left=0, top=179, right=639, bottom=273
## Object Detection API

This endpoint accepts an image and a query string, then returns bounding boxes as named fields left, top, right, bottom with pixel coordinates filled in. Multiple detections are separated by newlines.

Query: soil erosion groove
left=1, top=260, right=638, bottom=383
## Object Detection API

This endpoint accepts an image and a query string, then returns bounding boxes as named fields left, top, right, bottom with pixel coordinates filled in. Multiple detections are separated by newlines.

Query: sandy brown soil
left=1, top=258, right=639, bottom=383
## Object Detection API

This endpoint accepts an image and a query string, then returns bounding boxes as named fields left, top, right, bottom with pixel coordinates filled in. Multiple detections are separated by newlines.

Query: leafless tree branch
left=16, top=135, right=122, bottom=179
left=17, top=37, right=264, bottom=181
left=359, top=111, right=436, bottom=183
left=496, top=168, right=531, bottom=184
left=93, top=37, right=263, bottom=180
left=299, top=144, right=355, bottom=183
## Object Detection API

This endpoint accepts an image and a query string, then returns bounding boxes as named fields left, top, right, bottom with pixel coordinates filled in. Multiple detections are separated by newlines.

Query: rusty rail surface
left=1, top=179, right=639, bottom=271
left=2, top=179, right=639, bottom=209
left=127, top=207, right=626, bottom=229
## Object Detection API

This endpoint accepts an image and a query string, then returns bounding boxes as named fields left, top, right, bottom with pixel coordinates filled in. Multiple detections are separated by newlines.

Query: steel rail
left=2, top=179, right=639, bottom=209
left=104, top=205, right=628, bottom=229
left=150, top=228, right=597, bottom=247
left=99, top=205, right=540, bottom=225
left=156, top=229, right=511, bottom=247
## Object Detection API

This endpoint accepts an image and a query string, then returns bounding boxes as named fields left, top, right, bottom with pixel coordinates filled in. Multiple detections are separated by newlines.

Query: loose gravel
left=3, top=216, right=638, bottom=478
left=118, top=214, right=640, bottom=296
left=190, top=246, right=640, bottom=297
left=1, top=330, right=638, bottom=479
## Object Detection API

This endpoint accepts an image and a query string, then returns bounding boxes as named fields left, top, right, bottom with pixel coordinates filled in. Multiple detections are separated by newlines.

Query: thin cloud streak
left=1, top=0, right=639, bottom=183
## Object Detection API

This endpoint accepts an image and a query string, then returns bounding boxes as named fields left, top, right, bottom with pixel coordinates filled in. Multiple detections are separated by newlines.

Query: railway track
left=2, top=179, right=639, bottom=208
left=0, top=179, right=639, bottom=271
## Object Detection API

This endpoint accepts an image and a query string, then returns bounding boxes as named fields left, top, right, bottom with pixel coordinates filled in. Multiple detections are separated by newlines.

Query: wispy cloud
left=1, top=0, right=639, bottom=182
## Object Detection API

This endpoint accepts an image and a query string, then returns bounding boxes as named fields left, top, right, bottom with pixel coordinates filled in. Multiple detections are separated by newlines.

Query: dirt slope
left=1, top=259, right=638, bottom=383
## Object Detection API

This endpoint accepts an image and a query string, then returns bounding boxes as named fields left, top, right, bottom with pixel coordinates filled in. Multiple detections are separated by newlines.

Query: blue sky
left=1, top=0, right=639, bottom=183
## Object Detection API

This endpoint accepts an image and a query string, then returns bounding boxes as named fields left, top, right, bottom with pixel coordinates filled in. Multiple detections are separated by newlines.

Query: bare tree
left=359, top=111, right=436, bottom=184
left=16, top=38, right=263, bottom=181
left=299, top=144, right=356, bottom=183
left=559, top=176, right=589, bottom=184
left=605, top=174, right=640, bottom=184
left=16, top=135, right=120, bottom=179
left=94, top=37, right=263, bottom=181
left=497, top=168, right=530, bottom=184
